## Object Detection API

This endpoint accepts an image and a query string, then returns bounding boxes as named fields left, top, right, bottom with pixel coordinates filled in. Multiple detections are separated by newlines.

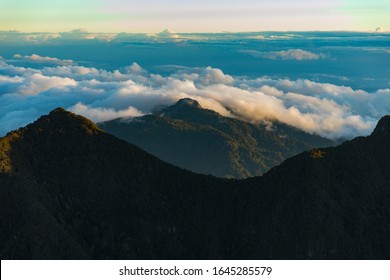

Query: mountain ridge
left=99, top=98, right=335, bottom=178
left=1, top=109, right=390, bottom=259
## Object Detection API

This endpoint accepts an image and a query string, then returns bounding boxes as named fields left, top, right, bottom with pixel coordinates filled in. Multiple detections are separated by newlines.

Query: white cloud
left=69, top=103, right=143, bottom=122
left=0, top=30, right=116, bottom=43
left=124, top=63, right=148, bottom=75
left=0, top=31, right=299, bottom=44
left=241, top=49, right=325, bottom=60
left=61, top=29, right=116, bottom=41
left=23, top=33, right=62, bottom=42
left=0, top=56, right=389, bottom=140
left=195, top=67, right=234, bottom=86
left=13, top=54, right=75, bottom=66
left=2, top=73, right=77, bottom=96
left=153, top=29, right=180, bottom=39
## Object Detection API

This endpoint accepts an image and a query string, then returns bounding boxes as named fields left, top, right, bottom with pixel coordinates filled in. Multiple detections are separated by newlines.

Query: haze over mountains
left=1, top=109, right=390, bottom=259
left=99, top=98, right=334, bottom=178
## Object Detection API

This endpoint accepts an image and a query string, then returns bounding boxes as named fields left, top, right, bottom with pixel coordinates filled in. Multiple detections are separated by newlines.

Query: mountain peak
left=49, top=107, right=67, bottom=114
left=175, top=98, right=202, bottom=109
left=158, top=98, right=209, bottom=119
left=26, top=108, right=102, bottom=136
left=371, top=115, right=390, bottom=138
left=46, top=107, right=75, bottom=119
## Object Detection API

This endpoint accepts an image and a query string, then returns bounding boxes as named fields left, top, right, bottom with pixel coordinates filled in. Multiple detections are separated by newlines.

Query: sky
left=0, top=1, right=389, bottom=140
left=0, top=0, right=389, bottom=32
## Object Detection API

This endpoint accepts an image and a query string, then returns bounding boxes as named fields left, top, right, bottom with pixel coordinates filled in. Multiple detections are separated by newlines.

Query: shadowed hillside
left=1, top=109, right=390, bottom=259
left=99, top=98, right=334, bottom=178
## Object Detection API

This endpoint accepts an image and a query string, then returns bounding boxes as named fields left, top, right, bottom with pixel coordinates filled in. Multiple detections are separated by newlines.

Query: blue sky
left=1, top=0, right=389, bottom=32
left=1, top=1, right=389, bottom=140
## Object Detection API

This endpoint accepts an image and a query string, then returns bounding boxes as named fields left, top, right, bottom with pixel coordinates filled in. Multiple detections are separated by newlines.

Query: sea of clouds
left=1, top=53, right=389, bottom=139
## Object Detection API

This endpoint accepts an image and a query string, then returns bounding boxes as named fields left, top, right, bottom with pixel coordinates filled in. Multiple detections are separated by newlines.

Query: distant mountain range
left=1, top=108, right=390, bottom=259
left=99, top=98, right=334, bottom=178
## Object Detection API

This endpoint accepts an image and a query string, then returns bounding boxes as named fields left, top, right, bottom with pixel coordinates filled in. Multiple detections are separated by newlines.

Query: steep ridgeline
left=0, top=108, right=233, bottom=259
left=1, top=109, right=390, bottom=259
left=240, top=116, right=390, bottom=259
left=99, top=98, right=334, bottom=178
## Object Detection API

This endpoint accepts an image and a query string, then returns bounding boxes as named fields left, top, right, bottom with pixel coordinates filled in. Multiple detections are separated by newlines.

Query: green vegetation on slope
left=1, top=109, right=390, bottom=259
left=99, top=98, right=334, bottom=178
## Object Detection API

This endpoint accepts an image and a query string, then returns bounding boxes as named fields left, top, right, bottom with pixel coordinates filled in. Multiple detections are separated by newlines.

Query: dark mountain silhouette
left=239, top=117, right=390, bottom=259
left=99, top=98, right=334, bottom=178
left=0, top=108, right=232, bottom=259
left=1, top=109, right=390, bottom=259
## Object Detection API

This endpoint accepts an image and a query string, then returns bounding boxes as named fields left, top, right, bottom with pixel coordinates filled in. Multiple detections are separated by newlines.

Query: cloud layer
left=0, top=55, right=389, bottom=139
left=240, top=49, right=325, bottom=60
left=13, top=54, right=75, bottom=65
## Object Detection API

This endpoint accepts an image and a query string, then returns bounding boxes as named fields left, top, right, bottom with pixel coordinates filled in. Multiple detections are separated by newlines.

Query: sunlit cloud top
left=1, top=0, right=389, bottom=32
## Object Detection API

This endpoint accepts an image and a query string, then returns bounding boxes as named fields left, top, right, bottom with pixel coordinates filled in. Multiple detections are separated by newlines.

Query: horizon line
left=1, top=29, right=389, bottom=34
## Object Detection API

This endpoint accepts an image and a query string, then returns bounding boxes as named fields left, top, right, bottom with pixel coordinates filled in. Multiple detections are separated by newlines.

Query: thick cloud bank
left=0, top=56, right=389, bottom=139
